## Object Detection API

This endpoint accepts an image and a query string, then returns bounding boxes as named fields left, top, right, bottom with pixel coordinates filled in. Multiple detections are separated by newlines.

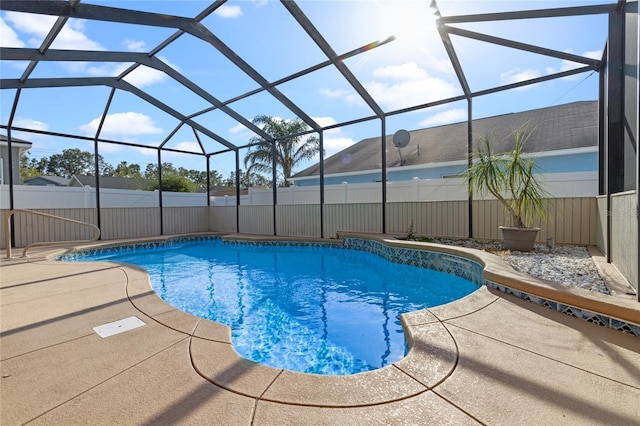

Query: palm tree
left=243, top=115, right=320, bottom=187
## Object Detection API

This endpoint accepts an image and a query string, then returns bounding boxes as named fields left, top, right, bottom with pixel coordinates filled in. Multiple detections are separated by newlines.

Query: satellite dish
left=392, top=129, right=411, bottom=165
left=392, top=129, right=410, bottom=148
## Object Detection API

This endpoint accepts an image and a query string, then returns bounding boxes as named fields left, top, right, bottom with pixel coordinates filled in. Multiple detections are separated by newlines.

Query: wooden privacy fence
left=1, top=197, right=597, bottom=249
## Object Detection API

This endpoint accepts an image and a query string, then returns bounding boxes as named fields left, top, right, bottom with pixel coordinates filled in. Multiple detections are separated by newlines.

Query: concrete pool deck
left=1, top=234, right=639, bottom=425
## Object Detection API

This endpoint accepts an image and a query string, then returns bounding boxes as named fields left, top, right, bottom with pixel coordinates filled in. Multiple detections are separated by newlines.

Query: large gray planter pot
left=499, top=226, right=540, bottom=252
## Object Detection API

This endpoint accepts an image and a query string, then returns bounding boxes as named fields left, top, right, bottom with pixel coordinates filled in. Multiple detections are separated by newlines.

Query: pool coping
left=337, top=232, right=640, bottom=334
left=8, top=231, right=640, bottom=409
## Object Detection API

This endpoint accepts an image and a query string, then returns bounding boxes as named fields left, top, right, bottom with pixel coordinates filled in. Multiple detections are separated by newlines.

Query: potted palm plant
left=466, top=125, right=548, bottom=252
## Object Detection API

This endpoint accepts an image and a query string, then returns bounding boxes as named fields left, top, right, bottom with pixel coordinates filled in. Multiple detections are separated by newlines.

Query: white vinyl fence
left=212, top=172, right=597, bottom=206
left=0, top=185, right=208, bottom=208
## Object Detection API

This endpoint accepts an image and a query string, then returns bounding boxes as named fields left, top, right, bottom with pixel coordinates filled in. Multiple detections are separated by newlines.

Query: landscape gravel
left=432, top=239, right=610, bottom=295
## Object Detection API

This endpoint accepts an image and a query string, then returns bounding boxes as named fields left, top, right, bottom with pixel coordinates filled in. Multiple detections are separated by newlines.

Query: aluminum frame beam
left=1, top=0, right=320, bottom=133
left=436, top=26, right=472, bottom=98
left=0, top=1, right=196, bottom=29
left=1, top=47, right=275, bottom=143
left=0, top=125, right=205, bottom=156
left=19, top=0, right=80, bottom=82
left=185, top=36, right=394, bottom=123
left=281, top=0, right=386, bottom=119
left=440, top=3, right=618, bottom=24
left=117, top=0, right=227, bottom=79
left=1, top=76, right=237, bottom=151
left=445, top=26, right=601, bottom=67
left=184, top=22, right=321, bottom=132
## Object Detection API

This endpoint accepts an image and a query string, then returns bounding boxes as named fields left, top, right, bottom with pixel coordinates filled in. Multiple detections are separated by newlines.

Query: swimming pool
left=64, top=237, right=482, bottom=375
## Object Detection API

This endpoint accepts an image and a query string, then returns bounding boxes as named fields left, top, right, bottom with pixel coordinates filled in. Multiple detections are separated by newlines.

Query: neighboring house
left=290, top=101, right=598, bottom=191
left=23, top=176, right=70, bottom=186
left=209, top=187, right=250, bottom=197
left=24, top=174, right=150, bottom=190
left=68, top=174, right=151, bottom=190
left=0, top=134, right=32, bottom=185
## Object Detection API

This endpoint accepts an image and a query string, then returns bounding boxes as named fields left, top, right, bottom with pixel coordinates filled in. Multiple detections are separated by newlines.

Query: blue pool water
left=69, top=239, right=479, bottom=375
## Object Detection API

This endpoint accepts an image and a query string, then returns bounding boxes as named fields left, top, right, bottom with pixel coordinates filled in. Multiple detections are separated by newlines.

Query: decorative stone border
left=341, top=237, right=485, bottom=287
left=222, top=236, right=485, bottom=287
left=55, top=235, right=220, bottom=261
left=486, top=280, right=640, bottom=337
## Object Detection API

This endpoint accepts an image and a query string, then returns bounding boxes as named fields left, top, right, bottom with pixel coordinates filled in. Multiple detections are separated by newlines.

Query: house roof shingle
left=70, top=174, right=151, bottom=190
left=0, top=134, right=33, bottom=148
left=24, top=176, right=71, bottom=186
left=294, top=101, right=598, bottom=178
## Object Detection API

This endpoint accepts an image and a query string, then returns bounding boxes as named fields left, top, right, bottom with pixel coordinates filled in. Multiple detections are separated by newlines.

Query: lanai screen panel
left=0, top=0, right=614, bottom=218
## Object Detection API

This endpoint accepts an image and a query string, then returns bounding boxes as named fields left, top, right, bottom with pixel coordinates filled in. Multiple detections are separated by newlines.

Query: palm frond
left=467, top=124, right=548, bottom=228
left=244, top=115, right=321, bottom=187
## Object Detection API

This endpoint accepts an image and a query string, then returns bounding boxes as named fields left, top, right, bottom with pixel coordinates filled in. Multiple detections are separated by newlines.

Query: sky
left=0, top=0, right=609, bottom=180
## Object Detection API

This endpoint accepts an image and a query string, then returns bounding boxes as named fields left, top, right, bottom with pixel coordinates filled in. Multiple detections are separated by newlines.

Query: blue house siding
left=535, top=151, right=597, bottom=173
left=294, top=151, right=597, bottom=187
left=292, top=102, right=599, bottom=190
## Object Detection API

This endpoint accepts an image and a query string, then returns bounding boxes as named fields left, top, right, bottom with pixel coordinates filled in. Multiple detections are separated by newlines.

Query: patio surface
left=1, top=235, right=639, bottom=425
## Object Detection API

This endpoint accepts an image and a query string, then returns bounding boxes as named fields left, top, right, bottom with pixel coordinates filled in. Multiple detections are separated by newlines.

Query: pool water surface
left=70, top=238, right=480, bottom=375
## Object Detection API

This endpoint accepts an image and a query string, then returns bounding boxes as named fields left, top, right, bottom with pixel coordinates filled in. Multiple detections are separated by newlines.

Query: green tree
left=114, top=161, right=142, bottom=178
left=143, top=162, right=178, bottom=180
left=225, top=169, right=270, bottom=189
left=42, top=148, right=112, bottom=177
left=177, top=167, right=222, bottom=190
left=145, top=174, right=195, bottom=192
left=243, top=115, right=320, bottom=187
left=20, top=152, right=46, bottom=181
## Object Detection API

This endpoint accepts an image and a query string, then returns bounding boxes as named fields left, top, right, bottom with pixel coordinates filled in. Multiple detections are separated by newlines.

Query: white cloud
left=3, top=11, right=174, bottom=88
left=215, top=5, right=243, bottom=18
left=123, top=39, right=147, bottom=52
left=319, top=88, right=349, bottom=99
left=311, top=116, right=356, bottom=157
left=86, top=56, right=177, bottom=88
left=86, top=62, right=131, bottom=78
left=229, top=123, right=247, bottom=134
left=79, top=112, right=162, bottom=139
left=7, top=117, right=51, bottom=143
left=56, top=19, right=104, bottom=50
left=544, top=49, right=604, bottom=81
left=322, top=136, right=356, bottom=157
left=419, top=108, right=467, bottom=127
left=312, top=116, right=337, bottom=128
left=372, top=62, right=428, bottom=81
left=320, top=62, right=460, bottom=111
left=365, top=64, right=460, bottom=110
left=5, top=12, right=55, bottom=47
left=13, top=117, right=49, bottom=132
left=134, top=146, right=158, bottom=157
left=500, top=68, right=542, bottom=86
left=122, top=64, right=169, bottom=88
left=0, top=17, right=25, bottom=47
left=5, top=12, right=104, bottom=50
left=583, top=50, right=603, bottom=60
left=560, top=49, right=603, bottom=73
left=173, top=141, right=202, bottom=153
left=427, top=58, right=455, bottom=76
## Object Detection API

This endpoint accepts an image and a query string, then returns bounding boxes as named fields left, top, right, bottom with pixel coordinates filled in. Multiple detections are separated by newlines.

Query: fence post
left=342, top=182, right=348, bottom=204
left=413, top=177, right=420, bottom=201
left=84, top=185, right=90, bottom=208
